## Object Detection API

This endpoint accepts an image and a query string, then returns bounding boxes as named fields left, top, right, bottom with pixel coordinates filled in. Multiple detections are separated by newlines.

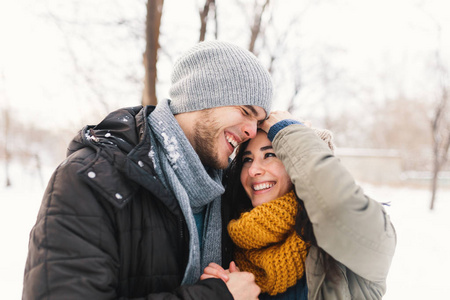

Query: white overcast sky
left=1, top=0, right=450, bottom=128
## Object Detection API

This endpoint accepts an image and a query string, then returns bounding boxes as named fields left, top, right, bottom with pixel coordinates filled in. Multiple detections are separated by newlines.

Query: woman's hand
left=201, top=262, right=260, bottom=300
left=200, top=261, right=240, bottom=282
left=260, top=111, right=311, bottom=133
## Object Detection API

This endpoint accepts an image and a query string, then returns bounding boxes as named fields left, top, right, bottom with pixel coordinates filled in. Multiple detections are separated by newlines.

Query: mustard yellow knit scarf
left=227, top=191, right=309, bottom=295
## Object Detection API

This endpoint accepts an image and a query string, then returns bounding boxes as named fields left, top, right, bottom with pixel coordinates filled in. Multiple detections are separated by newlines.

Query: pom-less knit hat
left=169, top=41, right=273, bottom=116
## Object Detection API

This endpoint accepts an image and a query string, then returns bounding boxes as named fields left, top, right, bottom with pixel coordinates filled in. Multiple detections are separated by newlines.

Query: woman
left=202, top=111, right=396, bottom=299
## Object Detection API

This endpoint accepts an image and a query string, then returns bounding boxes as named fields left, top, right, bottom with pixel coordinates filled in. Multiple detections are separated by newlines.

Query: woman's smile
left=240, top=131, right=293, bottom=207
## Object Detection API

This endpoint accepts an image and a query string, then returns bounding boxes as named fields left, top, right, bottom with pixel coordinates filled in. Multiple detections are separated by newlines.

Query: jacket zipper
left=178, top=217, right=188, bottom=270
left=179, top=217, right=185, bottom=240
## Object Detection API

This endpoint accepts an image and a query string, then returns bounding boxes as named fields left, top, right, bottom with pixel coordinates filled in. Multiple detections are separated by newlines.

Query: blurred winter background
left=1, top=0, right=450, bottom=298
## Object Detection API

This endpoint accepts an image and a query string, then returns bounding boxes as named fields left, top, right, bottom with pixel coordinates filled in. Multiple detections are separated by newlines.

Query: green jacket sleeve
left=272, top=124, right=396, bottom=283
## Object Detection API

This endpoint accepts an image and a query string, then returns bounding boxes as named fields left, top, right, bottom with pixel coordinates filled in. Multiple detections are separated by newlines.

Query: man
left=22, top=41, right=272, bottom=299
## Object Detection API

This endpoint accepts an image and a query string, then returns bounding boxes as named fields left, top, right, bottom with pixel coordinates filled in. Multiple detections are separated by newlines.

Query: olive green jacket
left=273, top=125, right=396, bottom=300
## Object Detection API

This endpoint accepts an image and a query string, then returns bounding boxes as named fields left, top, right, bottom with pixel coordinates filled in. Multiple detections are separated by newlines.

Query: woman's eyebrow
left=243, top=150, right=252, bottom=156
left=260, top=146, right=273, bottom=151
left=243, top=146, right=272, bottom=156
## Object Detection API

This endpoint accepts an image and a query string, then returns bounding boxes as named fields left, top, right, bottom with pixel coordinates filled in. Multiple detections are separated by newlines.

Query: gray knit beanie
left=169, top=41, right=273, bottom=116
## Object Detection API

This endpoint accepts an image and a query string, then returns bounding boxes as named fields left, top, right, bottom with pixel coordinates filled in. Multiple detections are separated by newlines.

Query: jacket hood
left=67, top=106, right=149, bottom=157
left=64, top=105, right=179, bottom=212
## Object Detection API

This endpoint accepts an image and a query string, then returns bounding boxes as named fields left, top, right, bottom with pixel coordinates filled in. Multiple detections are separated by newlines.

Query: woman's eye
left=242, top=157, right=252, bottom=164
left=265, top=152, right=276, bottom=158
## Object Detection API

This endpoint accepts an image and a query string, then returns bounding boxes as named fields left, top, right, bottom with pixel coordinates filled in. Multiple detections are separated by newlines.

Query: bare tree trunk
left=430, top=128, right=440, bottom=210
left=430, top=129, right=450, bottom=210
left=429, top=26, right=450, bottom=209
left=199, top=0, right=216, bottom=42
left=143, top=0, right=164, bottom=106
left=430, top=143, right=450, bottom=210
left=430, top=80, right=450, bottom=210
left=248, top=0, right=270, bottom=54
left=34, top=153, right=45, bottom=187
left=3, top=109, right=11, bottom=187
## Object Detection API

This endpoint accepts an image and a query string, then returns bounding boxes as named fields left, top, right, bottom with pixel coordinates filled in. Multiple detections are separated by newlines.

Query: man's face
left=192, top=105, right=267, bottom=169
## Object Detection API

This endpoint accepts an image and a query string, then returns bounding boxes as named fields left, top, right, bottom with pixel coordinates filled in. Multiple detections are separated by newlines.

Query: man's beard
left=192, top=110, right=227, bottom=169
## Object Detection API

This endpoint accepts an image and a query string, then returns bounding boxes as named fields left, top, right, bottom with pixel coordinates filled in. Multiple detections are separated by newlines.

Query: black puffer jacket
left=23, top=106, right=233, bottom=300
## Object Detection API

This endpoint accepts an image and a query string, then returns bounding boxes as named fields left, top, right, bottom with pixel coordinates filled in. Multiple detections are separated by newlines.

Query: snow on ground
left=1, top=164, right=449, bottom=299
left=363, top=183, right=450, bottom=299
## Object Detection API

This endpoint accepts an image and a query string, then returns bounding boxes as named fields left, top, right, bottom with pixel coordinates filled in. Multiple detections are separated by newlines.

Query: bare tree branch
left=248, top=0, right=270, bottom=54
left=199, top=0, right=216, bottom=42
left=45, top=9, right=113, bottom=112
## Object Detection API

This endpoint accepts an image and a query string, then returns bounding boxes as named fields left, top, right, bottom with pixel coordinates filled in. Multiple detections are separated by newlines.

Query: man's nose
left=243, top=121, right=258, bottom=139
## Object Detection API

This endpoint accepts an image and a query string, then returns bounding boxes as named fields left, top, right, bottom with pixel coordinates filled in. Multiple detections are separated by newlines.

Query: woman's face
left=240, top=131, right=293, bottom=207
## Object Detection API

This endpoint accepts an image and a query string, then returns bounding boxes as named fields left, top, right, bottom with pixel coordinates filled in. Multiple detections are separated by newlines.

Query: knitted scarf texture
left=147, top=99, right=224, bottom=285
left=228, top=191, right=309, bottom=295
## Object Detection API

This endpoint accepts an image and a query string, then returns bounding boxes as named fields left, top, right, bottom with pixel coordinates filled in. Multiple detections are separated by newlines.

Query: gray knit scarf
left=147, top=99, right=224, bottom=285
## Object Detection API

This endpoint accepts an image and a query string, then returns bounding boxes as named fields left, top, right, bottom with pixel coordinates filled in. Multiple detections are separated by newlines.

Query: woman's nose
left=248, top=161, right=264, bottom=177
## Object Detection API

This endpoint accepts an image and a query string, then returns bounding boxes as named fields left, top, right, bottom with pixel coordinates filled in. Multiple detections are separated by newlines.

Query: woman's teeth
left=226, top=134, right=238, bottom=148
left=253, top=182, right=275, bottom=191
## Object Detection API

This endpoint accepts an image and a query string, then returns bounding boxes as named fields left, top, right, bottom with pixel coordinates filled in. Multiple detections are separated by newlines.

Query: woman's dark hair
left=222, top=136, right=339, bottom=281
